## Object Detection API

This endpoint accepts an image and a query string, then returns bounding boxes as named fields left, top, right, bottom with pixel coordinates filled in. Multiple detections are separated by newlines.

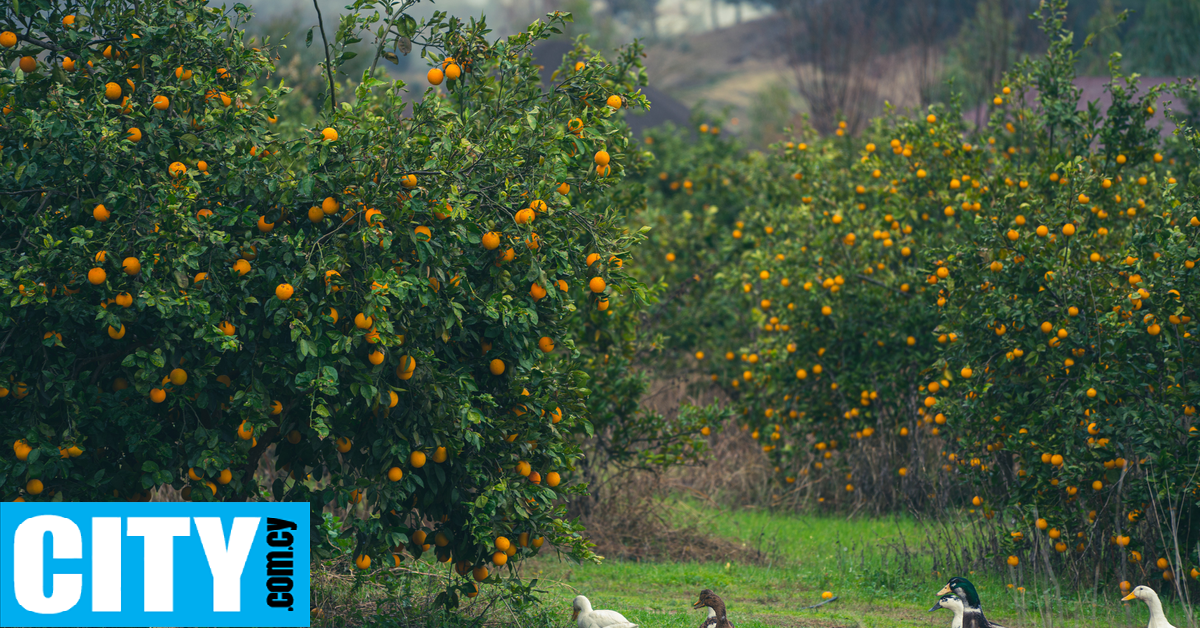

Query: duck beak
left=1121, top=592, right=1136, bottom=602
left=692, top=599, right=704, bottom=609
left=572, top=609, right=579, bottom=621
left=936, top=584, right=952, bottom=596
left=928, top=601, right=943, bottom=612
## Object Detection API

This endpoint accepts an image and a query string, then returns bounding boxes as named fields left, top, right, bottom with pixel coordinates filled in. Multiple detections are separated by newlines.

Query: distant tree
left=1075, top=0, right=1127, bottom=76
left=942, top=0, right=1020, bottom=126
left=1128, top=0, right=1200, bottom=76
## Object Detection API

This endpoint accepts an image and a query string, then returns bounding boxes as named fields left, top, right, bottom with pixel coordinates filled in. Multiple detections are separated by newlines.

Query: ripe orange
left=414, top=225, right=431, bottom=240
left=355, top=313, right=373, bottom=329
left=19, top=56, right=36, bottom=72
left=396, top=355, right=416, bottom=380
left=122, top=257, right=141, bottom=275
left=445, top=63, right=461, bottom=79
left=149, top=388, right=166, bottom=403
left=88, top=267, right=107, bottom=285
left=427, top=68, right=444, bottom=85
left=368, top=350, right=385, bottom=365
left=489, top=359, right=505, bottom=375
left=237, top=421, right=254, bottom=440
left=538, top=337, right=554, bottom=352
left=410, top=450, right=426, bottom=468
left=546, top=471, right=561, bottom=487
left=26, top=479, right=44, bottom=495
left=515, top=208, right=535, bottom=224
left=0, top=31, right=16, bottom=48
left=107, top=324, right=126, bottom=339
left=93, top=204, right=110, bottom=221
left=336, top=437, right=352, bottom=453
left=321, top=127, right=338, bottom=142
left=153, top=95, right=169, bottom=110
left=530, top=283, right=547, bottom=300
left=169, top=368, right=187, bottom=385
left=606, top=94, right=622, bottom=109
left=589, top=277, right=606, bottom=293
left=219, top=321, right=236, bottom=336
left=257, top=215, right=274, bottom=232
left=168, top=162, right=187, bottom=177
left=594, top=150, right=610, bottom=166
left=104, top=82, right=123, bottom=100
left=481, top=232, right=500, bottom=250
left=62, top=57, right=76, bottom=71
left=355, top=555, right=371, bottom=570
left=275, top=283, right=294, bottom=300
left=492, top=551, right=508, bottom=566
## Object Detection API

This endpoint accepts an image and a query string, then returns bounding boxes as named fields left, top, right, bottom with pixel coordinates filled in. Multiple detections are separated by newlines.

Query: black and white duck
left=928, top=594, right=965, bottom=628
left=1122, top=585, right=1177, bottom=628
left=936, top=577, right=1007, bottom=628
left=692, top=589, right=734, bottom=628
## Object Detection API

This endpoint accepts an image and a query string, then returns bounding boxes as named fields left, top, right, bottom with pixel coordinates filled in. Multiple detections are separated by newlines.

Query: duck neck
left=710, top=600, right=727, bottom=623
left=1145, top=594, right=1168, bottom=625
left=950, top=605, right=964, bottom=628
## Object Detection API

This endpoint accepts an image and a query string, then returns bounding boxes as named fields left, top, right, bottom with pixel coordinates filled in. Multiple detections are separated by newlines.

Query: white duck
left=572, top=595, right=637, bottom=628
left=1122, top=585, right=1177, bottom=628
left=928, top=595, right=965, bottom=628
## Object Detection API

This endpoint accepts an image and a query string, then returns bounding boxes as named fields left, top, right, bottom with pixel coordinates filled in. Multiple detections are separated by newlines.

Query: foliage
left=622, top=0, right=1200, bottom=595
left=0, top=0, right=655, bottom=607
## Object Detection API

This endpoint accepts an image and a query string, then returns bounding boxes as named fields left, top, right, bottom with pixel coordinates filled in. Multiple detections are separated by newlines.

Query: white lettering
left=91, top=517, right=122, bottom=612
left=125, top=517, right=190, bottom=612
left=13, top=515, right=83, bottom=614
left=194, top=517, right=260, bottom=612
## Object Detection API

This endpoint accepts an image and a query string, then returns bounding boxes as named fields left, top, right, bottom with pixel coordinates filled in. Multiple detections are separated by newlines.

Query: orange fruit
left=107, top=324, right=126, bottom=339
left=538, top=337, right=554, bottom=352
left=26, top=479, right=44, bottom=495
left=445, top=63, right=461, bottom=79
left=275, top=283, right=294, bottom=300
left=427, top=68, right=444, bottom=85
left=237, top=421, right=254, bottom=440
left=219, top=321, right=236, bottom=336
left=432, top=446, right=448, bottom=463
left=410, top=450, right=426, bottom=468
left=336, top=437, right=352, bottom=453
left=492, top=552, right=508, bottom=566
left=606, top=94, right=622, bottom=109
left=589, top=277, right=606, bottom=293
left=62, top=57, right=76, bottom=71
left=122, top=257, right=141, bottom=275
left=482, top=232, right=500, bottom=249
left=355, top=313, right=373, bottom=329
left=355, top=554, right=371, bottom=570
left=153, top=95, right=169, bottom=110
left=546, top=471, right=561, bottom=487
left=169, top=368, right=187, bottom=385
left=368, top=350, right=385, bottom=365
left=19, top=56, right=36, bottom=72
left=0, top=31, right=16, bottom=48
left=88, top=267, right=107, bottom=285
left=93, top=204, right=110, bottom=221
left=257, top=215, right=274, bottom=232
left=594, top=150, right=610, bottom=166
left=388, top=467, right=403, bottom=481
left=149, top=388, right=166, bottom=403
left=530, top=283, right=547, bottom=300
left=169, top=162, right=187, bottom=177
left=396, top=355, right=416, bottom=380
left=489, top=359, right=505, bottom=375
left=104, top=82, right=123, bottom=100
left=321, top=127, right=338, bottom=142
left=515, top=208, right=535, bottom=224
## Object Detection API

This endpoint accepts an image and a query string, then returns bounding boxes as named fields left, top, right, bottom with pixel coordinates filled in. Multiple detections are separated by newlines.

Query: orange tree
left=622, top=0, right=1199, bottom=589
left=0, top=0, right=652, bottom=605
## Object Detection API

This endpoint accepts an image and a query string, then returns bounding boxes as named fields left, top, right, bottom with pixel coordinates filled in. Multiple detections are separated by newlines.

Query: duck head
left=572, top=595, right=592, bottom=621
left=937, top=576, right=982, bottom=607
left=693, top=589, right=722, bottom=610
left=1121, top=585, right=1152, bottom=602
left=929, top=595, right=964, bottom=613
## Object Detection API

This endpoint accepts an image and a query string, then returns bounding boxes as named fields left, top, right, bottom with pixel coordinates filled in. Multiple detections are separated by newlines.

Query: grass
left=516, top=500, right=1196, bottom=628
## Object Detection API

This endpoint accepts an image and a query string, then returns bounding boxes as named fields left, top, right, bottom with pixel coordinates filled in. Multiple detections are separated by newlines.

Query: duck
left=928, top=595, right=965, bottom=628
left=937, top=577, right=1007, bottom=628
left=571, top=595, right=637, bottom=628
left=1122, top=585, right=1177, bottom=628
left=693, top=589, right=734, bottom=628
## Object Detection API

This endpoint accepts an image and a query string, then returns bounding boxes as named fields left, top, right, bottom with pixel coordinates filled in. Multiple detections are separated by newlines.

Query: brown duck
left=692, top=589, right=733, bottom=628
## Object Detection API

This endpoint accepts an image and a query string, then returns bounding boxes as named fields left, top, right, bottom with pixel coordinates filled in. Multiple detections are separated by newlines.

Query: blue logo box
left=0, top=502, right=310, bottom=627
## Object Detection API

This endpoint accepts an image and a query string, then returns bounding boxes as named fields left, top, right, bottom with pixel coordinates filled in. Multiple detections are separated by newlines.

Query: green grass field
left=516, top=502, right=1193, bottom=628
